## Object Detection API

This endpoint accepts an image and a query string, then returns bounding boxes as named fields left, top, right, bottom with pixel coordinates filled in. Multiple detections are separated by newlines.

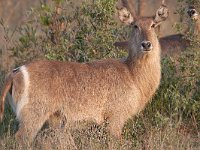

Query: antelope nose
left=141, top=41, right=152, bottom=51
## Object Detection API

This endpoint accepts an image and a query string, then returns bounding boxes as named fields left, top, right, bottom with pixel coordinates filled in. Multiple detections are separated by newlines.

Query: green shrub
left=6, top=0, right=127, bottom=66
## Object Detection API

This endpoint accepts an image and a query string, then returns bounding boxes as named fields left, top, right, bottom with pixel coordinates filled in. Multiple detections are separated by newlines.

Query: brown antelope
left=0, top=1, right=168, bottom=145
left=115, top=7, right=200, bottom=56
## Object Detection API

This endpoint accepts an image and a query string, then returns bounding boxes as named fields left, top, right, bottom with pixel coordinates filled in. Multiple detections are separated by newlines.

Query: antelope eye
left=151, top=23, right=156, bottom=28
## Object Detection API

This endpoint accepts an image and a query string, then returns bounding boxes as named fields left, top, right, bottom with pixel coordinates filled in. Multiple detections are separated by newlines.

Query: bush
left=5, top=0, right=127, bottom=66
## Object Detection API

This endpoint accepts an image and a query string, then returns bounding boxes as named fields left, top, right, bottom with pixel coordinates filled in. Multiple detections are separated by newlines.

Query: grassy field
left=0, top=0, right=199, bottom=149
left=0, top=48, right=199, bottom=150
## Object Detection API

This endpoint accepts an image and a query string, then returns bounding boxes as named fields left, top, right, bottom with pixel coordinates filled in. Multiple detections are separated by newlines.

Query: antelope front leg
left=107, top=116, right=124, bottom=139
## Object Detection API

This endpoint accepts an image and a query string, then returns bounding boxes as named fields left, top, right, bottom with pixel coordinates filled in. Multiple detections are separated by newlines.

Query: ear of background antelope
left=191, top=8, right=200, bottom=35
left=184, top=7, right=200, bottom=41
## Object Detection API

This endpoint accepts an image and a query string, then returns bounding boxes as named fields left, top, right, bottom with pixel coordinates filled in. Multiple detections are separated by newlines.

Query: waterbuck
left=0, top=1, right=168, bottom=145
left=115, top=6, right=200, bottom=56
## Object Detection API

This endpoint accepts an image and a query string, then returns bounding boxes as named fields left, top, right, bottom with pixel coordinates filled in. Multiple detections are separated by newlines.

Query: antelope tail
left=0, top=71, right=16, bottom=122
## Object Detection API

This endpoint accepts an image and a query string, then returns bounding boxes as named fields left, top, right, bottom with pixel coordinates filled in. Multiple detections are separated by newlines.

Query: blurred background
left=0, top=0, right=180, bottom=34
left=0, top=0, right=187, bottom=71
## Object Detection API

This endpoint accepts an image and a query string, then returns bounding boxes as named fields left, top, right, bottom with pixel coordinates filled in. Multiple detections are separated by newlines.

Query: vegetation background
left=0, top=0, right=199, bottom=149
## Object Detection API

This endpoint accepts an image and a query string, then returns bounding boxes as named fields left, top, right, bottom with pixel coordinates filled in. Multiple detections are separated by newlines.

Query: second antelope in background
left=115, top=6, right=200, bottom=56
left=159, top=6, right=200, bottom=55
left=0, top=0, right=168, bottom=146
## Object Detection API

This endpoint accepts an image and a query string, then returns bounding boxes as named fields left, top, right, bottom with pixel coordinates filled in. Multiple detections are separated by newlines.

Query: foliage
left=4, top=0, right=127, bottom=66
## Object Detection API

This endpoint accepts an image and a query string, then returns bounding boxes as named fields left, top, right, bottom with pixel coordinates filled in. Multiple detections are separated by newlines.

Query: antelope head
left=116, top=1, right=169, bottom=58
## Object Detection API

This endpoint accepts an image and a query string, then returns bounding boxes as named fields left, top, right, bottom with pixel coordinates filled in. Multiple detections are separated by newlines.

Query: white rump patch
left=16, top=66, right=30, bottom=118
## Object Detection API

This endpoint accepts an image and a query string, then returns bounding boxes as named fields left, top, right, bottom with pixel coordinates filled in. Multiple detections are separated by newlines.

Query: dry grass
left=0, top=118, right=199, bottom=150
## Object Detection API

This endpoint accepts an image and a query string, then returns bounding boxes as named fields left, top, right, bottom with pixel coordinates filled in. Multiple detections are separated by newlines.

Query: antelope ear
left=154, top=5, right=169, bottom=26
left=187, top=6, right=199, bottom=19
left=117, top=7, right=134, bottom=25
